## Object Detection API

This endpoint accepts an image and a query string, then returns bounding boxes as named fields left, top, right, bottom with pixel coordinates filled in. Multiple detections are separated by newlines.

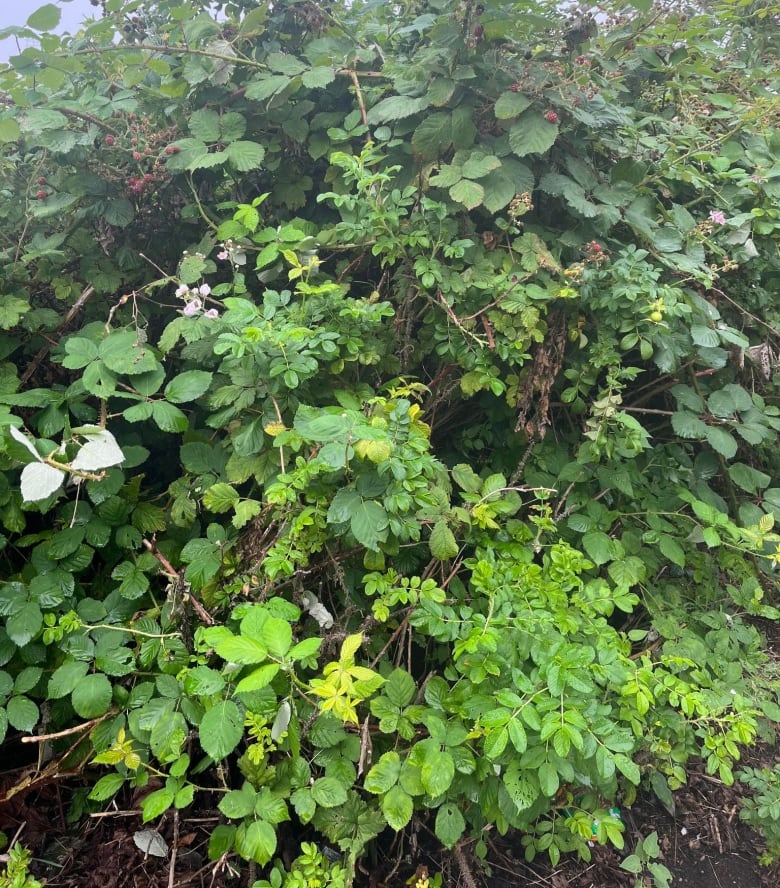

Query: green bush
left=0, top=0, right=779, bottom=882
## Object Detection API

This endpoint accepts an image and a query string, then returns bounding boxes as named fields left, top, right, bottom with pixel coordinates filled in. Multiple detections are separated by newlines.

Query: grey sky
left=1, top=0, right=101, bottom=60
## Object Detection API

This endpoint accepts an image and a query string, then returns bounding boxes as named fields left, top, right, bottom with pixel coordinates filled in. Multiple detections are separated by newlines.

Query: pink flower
left=183, top=298, right=202, bottom=316
left=203, top=308, right=220, bottom=319
left=709, top=210, right=726, bottom=225
left=217, top=250, right=229, bottom=260
left=198, top=283, right=211, bottom=297
left=174, top=284, right=190, bottom=298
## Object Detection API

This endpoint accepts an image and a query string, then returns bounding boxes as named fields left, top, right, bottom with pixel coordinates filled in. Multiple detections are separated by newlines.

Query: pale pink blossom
left=709, top=210, right=726, bottom=225
left=175, top=284, right=190, bottom=297
left=183, top=298, right=202, bottom=316
left=198, top=283, right=211, bottom=297
left=203, top=308, right=220, bottom=319
left=217, top=250, right=229, bottom=260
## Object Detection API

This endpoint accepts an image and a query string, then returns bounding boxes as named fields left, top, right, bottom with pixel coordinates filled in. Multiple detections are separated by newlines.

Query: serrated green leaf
left=509, top=112, right=558, bottom=157
left=435, top=802, right=465, bottom=848
left=381, top=784, right=414, bottom=830
left=27, top=3, right=61, bottom=30
left=461, top=152, right=501, bottom=179
left=164, top=370, right=213, bottom=404
left=152, top=401, right=189, bottom=433
left=449, top=178, right=484, bottom=209
left=582, top=531, right=614, bottom=565
left=350, top=500, right=389, bottom=551
left=226, top=141, right=266, bottom=172
left=494, top=91, right=532, bottom=119
left=236, top=819, right=276, bottom=865
left=7, top=601, right=43, bottom=646
left=302, top=66, right=335, bottom=88
left=235, top=663, right=281, bottom=694
left=203, top=483, right=239, bottom=513
left=200, top=700, right=243, bottom=760
left=48, top=660, right=89, bottom=698
left=538, top=762, right=559, bottom=797
left=7, top=695, right=39, bottom=732
left=670, top=411, right=708, bottom=439
left=421, top=750, right=454, bottom=796
left=705, top=425, right=738, bottom=458
left=429, top=519, right=459, bottom=560
left=367, top=95, right=429, bottom=124
left=728, top=462, right=771, bottom=494
left=71, top=673, right=112, bottom=718
left=311, top=775, right=348, bottom=808
left=89, top=773, right=127, bottom=802
left=365, top=751, right=402, bottom=794
left=412, top=112, right=453, bottom=160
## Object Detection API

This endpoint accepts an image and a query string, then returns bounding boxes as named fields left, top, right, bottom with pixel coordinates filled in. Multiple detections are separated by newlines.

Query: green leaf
left=7, top=601, right=43, bottom=646
left=219, top=785, right=257, bottom=818
left=235, top=820, right=276, bottom=865
left=0, top=118, right=21, bottom=143
left=412, top=112, right=453, bottom=160
left=302, top=66, right=336, bottom=88
left=461, top=153, right=501, bottom=179
left=89, top=773, right=126, bottom=802
left=212, top=634, right=268, bottom=665
left=435, top=802, right=465, bottom=848
left=164, top=370, right=213, bottom=404
left=189, top=109, right=221, bottom=142
left=670, top=411, right=708, bottom=439
left=141, top=786, right=176, bottom=822
left=449, top=178, right=484, bottom=210
left=100, top=331, right=160, bottom=376
left=365, top=752, right=402, bottom=794
left=350, top=501, right=389, bottom=551
left=504, top=767, right=537, bottom=811
left=367, top=95, right=429, bottom=124
left=582, top=531, right=614, bottom=565
left=705, top=426, right=738, bottom=458
left=203, top=483, right=239, bottom=513
left=235, top=663, right=280, bottom=694
left=311, top=776, right=348, bottom=808
left=728, top=463, right=771, bottom=494
left=538, top=762, right=559, bottom=797
left=690, top=325, right=720, bottom=348
left=382, top=785, right=414, bottom=830
left=200, top=700, right=244, bottom=760
left=152, top=401, right=190, bottom=433
left=494, top=91, right=532, bottom=119
left=509, top=112, right=558, bottom=157
left=48, top=660, right=89, bottom=699
left=384, top=669, right=415, bottom=707
left=429, top=520, right=459, bottom=560
left=7, top=695, right=39, bottom=732
left=658, top=534, right=686, bottom=568
left=245, top=74, right=292, bottom=102
left=71, top=673, right=112, bottom=718
left=421, top=750, right=454, bottom=796
left=266, top=52, right=307, bottom=75
left=27, top=3, right=61, bottom=30
left=226, top=141, right=266, bottom=171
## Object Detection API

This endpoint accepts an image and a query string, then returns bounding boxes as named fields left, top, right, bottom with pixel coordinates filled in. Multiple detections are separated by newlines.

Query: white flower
left=175, top=284, right=189, bottom=298
left=183, top=298, right=202, bottom=316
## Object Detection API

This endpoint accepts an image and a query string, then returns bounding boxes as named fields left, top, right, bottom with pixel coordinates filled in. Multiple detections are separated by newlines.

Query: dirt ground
left=1, top=750, right=778, bottom=888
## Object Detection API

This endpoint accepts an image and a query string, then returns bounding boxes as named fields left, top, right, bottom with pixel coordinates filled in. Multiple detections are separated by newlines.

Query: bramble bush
left=1, top=0, right=780, bottom=882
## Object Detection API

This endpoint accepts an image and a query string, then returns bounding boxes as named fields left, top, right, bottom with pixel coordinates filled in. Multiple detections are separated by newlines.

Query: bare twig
left=21, top=715, right=108, bottom=744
